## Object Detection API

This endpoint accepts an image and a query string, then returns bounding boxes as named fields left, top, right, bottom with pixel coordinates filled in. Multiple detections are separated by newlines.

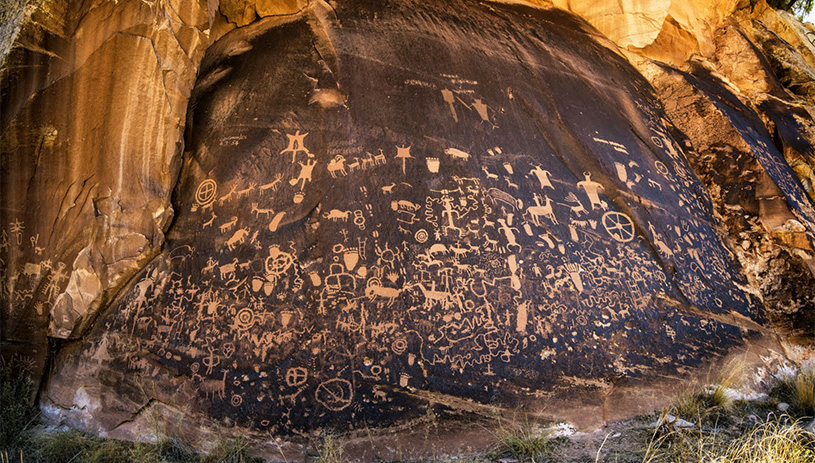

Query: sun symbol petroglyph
left=414, top=229, right=429, bottom=243
left=235, top=307, right=256, bottom=330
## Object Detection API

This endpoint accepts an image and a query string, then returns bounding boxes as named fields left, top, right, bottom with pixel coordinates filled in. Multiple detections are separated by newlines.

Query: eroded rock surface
left=0, top=0, right=210, bottom=381
left=40, top=0, right=778, bottom=442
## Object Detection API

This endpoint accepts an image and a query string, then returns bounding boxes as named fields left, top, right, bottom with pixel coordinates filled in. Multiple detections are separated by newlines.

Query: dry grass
left=489, top=423, right=554, bottom=463
left=775, top=369, right=815, bottom=416
left=313, top=433, right=344, bottom=463
left=669, top=358, right=749, bottom=426
left=644, top=414, right=815, bottom=463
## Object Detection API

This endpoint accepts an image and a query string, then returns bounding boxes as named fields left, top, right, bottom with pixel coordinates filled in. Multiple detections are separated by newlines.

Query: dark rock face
left=41, top=0, right=772, bottom=437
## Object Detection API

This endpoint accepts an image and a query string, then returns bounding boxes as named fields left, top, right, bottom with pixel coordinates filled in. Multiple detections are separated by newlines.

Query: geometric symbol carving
left=602, top=211, right=635, bottom=243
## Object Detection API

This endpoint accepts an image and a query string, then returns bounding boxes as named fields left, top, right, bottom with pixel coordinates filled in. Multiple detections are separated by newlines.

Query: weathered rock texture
left=1, top=0, right=814, bottom=457
left=0, top=0, right=210, bottom=382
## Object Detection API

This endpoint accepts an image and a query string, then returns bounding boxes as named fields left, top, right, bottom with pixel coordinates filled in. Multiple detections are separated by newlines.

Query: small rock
left=661, top=414, right=695, bottom=428
left=777, top=402, right=790, bottom=412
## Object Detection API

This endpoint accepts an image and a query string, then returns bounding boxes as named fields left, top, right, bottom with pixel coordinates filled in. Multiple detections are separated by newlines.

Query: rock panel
left=42, top=0, right=770, bottom=440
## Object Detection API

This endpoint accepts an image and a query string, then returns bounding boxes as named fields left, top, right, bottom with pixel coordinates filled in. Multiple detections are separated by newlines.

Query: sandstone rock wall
left=0, top=0, right=813, bottom=456
left=1, top=0, right=210, bottom=381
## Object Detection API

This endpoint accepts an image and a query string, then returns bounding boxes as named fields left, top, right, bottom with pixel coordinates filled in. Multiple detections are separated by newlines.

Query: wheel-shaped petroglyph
left=285, top=367, right=308, bottom=387
left=315, top=378, right=353, bottom=411
left=195, top=179, right=217, bottom=206
left=602, top=211, right=635, bottom=242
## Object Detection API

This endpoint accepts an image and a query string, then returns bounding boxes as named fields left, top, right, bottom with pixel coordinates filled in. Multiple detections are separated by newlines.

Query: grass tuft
left=718, top=416, right=815, bottom=463
left=314, top=433, right=344, bottom=463
left=0, top=364, right=39, bottom=451
left=490, top=423, right=554, bottom=463
left=202, top=438, right=262, bottom=463
left=775, top=369, right=815, bottom=417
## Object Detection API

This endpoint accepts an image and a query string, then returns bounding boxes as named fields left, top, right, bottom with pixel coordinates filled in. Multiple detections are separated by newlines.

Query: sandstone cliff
left=1, top=0, right=813, bottom=456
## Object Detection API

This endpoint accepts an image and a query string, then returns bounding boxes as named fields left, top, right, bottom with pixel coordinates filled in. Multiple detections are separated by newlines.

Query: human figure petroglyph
left=43, top=262, right=67, bottom=301
left=29, top=235, right=44, bottom=256
left=395, top=145, right=413, bottom=174
left=497, top=218, right=521, bottom=252
left=290, top=159, right=317, bottom=189
left=528, top=165, right=553, bottom=190
left=577, top=172, right=607, bottom=210
left=10, top=218, right=24, bottom=245
left=281, top=130, right=312, bottom=163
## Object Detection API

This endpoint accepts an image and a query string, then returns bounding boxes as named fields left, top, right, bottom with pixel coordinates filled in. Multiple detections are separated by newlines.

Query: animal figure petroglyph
left=374, top=149, right=387, bottom=165
left=218, top=185, right=237, bottom=205
left=203, top=212, right=217, bottom=228
left=251, top=203, right=275, bottom=218
left=220, top=216, right=238, bottom=233
left=415, top=283, right=463, bottom=311
left=200, top=370, right=228, bottom=400
left=527, top=194, right=557, bottom=226
left=328, top=156, right=348, bottom=177
left=236, top=183, right=255, bottom=198
left=482, top=166, right=498, bottom=179
left=486, top=188, right=523, bottom=211
left=365, top=284, right=402, bottom=306
left=260, top=174, right=284, bottom=192
left=360, top=151, right=376, bottom=170
left=219, top=258, right=239, bottom=280
left=322, top=209, right=352, bottom=222
left=225, top=228, right=250, bottom=251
